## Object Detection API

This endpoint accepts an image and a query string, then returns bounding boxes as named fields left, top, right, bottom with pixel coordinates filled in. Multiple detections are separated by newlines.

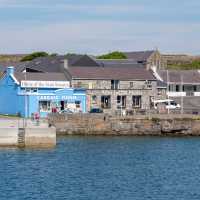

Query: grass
left=167, top=60, right=200, bottom=70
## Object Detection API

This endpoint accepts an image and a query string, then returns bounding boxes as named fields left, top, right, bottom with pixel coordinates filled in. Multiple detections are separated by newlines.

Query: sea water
left=0, top=136, right=200, bottom=200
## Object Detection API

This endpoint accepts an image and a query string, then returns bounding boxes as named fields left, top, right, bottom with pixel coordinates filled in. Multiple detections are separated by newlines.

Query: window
left=75, top=101, right=81, bottom=108
left=130, top=82, right=134, bottom=88
left=101, top=96, right=111, bottom=109
left=25, top=88, right=31, bottom=93
left=92, top=95, right=97, bottom=104
left=111, top=80, right=119, bottom=90
left=132, top=96, right=142, bottom=108
left=145, top=80, right=152, bottom=89
left=117, top=96, right=126, bottom=109
left=25, top=88, right=38, bottom=93
left=176, top=85, right=180, bottom=92
left=39, top=101, right=51, bottom=112
left=32, top=88, right=38, bottom=93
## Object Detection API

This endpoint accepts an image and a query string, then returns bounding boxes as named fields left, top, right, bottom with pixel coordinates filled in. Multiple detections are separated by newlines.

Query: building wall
left=0, top=75, right=21, bottom=116
left=72, top=79, right=157, bottom=113
left=0, top=70, right=87, bottom=117
left=19, top=88, right=86, bottom=118
left=147, top=51, right=166, bottom=69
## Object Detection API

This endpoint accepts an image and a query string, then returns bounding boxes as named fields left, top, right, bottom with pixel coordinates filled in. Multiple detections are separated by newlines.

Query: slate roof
left=69, top=67, right=156, bottom=80
left=95, top=59, right=145, bottom=68
left=15, top=54, right=100, bottom=73
left=158, top=70, right=200, bottom=84
left=157, top=80, right=167, bottom=88
left=14, top=72, right=68, bottom=82
left=123, top=50, right=155, bottom=62
left=15, top=56, right=65, bottom=73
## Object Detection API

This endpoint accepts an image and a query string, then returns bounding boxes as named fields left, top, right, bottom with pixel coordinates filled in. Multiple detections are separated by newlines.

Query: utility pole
left=181, top=75, right=184, bottom=114
left=24, top=69, right=28, bottom=127
left=167, top=70, right=170, bottom=114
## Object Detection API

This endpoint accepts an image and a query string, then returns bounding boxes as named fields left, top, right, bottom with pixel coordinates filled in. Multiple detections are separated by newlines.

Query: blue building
left=0, top=67, right=86, bottom=117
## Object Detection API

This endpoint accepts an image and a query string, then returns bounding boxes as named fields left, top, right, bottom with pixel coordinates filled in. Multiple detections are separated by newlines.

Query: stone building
left=67, top=66, right=157, bottom=114
left=123, top=50, right=165, bottom=70
left=3, top=54, right=162, bottom=114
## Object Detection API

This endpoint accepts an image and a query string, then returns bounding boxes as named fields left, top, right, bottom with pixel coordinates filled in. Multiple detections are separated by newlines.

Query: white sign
left=21, top=81, right=70, bottom=88
left=37, top=95, right=77, bottom=101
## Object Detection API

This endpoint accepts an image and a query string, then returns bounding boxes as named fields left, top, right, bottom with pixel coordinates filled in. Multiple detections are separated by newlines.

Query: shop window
left=75, top=101, right=81, bottom=108
left=39, top=101, right=51, bottom=112
left=101, top=96, right=111, bottom=109
left=132, top=96, right=141, bottom=108
left=111, top=80, right=119, bottom=90
left=117, top=96, right=126, bottom=109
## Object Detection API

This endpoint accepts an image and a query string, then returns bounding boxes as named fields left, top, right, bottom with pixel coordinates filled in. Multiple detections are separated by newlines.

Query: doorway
left=61, top=101, right=65, bottom=111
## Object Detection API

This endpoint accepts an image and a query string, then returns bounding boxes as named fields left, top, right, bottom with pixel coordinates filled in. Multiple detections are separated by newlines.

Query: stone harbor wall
left=25, top=127, right=56, bottom=148
left=0, top=119, right=56, bottom=147
left=0, top=128, right=18, bottom=146
left=48, top=113, right=200, bottom=136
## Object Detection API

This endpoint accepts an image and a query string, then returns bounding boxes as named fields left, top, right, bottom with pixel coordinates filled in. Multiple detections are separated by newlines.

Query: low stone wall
left=48, top=114, right=200, bottom=136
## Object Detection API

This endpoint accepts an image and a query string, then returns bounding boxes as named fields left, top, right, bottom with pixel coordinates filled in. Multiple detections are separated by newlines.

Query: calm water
left=1, top=136, right=200, bottom=200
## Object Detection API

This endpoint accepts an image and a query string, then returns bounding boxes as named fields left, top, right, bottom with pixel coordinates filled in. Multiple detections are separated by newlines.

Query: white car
left=153, top=99, right=181, bottom=110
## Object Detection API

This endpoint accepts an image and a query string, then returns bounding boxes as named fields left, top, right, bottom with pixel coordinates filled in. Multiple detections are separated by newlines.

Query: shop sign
left=37, top=95, right=77, bottom=101
left=21, top=81, right=70, bottom=88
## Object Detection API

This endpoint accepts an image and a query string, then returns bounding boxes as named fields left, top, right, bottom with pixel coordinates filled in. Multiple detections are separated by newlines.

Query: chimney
left=7, top=66, right=14, bottom=76
left=64, top=59, right=69, bottom=70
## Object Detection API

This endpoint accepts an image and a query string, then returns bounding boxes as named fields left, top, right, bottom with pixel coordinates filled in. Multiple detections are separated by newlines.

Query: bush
left=20, top=52, right=49, bottom=62
left=97, top=51, right=127, bottom=59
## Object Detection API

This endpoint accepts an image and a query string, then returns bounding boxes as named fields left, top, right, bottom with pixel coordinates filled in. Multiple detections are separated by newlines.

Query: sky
left=0, top=0, right=200, bottom=55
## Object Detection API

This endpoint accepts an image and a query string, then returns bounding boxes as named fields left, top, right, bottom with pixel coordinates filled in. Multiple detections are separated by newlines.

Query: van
left=152, top=99, right=181, bottom=110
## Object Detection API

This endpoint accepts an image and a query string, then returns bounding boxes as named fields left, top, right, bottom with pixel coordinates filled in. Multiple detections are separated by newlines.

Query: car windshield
left=170, top=101, right=177, bottom=106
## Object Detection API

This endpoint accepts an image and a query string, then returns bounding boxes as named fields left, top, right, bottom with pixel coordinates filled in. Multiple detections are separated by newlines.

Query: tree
left=20, top=52, right=49, bottom=62
left=97, top=51, right=127, bottom=59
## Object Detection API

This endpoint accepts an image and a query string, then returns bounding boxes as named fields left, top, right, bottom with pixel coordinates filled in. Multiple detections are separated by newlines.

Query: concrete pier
left=0, top=118, right=56, bottom=148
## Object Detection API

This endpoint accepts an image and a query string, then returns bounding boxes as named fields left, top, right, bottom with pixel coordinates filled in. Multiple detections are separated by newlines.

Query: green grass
left=167, top=60, right=200, bottom=70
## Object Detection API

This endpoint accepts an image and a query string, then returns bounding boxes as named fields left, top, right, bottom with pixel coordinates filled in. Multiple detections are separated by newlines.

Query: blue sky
left=0, top=0, right=200, bottom=54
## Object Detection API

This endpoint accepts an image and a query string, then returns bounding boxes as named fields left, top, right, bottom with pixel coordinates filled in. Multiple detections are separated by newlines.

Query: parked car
left=59, top=108, right=74, bottom=114
left=152, top=99, right=181, bottom=110
left=89, top=108, right=103, bottom=113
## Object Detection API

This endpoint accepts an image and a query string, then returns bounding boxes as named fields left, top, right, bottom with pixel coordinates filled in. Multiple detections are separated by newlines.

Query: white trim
left=10, top=74, right=19, bottom=85
left=55, top=88, right=73, bottom=92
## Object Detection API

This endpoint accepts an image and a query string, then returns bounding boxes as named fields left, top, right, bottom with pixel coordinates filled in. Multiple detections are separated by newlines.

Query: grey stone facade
left=72, top=79, right=157, bottom=113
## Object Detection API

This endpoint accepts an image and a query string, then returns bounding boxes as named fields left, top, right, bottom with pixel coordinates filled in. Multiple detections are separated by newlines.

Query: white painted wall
left=167, top=92, right=186, bottom=97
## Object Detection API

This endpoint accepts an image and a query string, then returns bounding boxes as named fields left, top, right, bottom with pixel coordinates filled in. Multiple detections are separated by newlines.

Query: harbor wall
left=0, top=123, right=56, bottom=147
left=25, top=127, right=56, bottom=148
left=0, top=128, right=18, bottom=146
left=48, top=114, right=200, bottom=136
